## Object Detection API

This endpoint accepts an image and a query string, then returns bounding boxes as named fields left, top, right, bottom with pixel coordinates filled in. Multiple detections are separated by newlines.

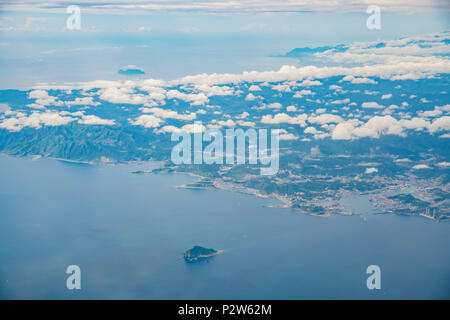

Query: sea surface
left=0, top=155, right=449, bottom=299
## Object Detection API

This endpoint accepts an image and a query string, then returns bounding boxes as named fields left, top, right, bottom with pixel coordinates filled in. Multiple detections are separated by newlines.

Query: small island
left=184, top=246, right=223, bottom=263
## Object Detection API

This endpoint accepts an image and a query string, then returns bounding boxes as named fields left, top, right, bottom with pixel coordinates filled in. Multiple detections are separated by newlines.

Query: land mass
left=184, top=246, right=223, bottom=263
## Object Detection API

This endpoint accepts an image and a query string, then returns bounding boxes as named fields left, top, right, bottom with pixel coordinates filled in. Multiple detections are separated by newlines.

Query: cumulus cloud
left=236, top=120, right=255, bottom=127
left=237, top=111, right=249, bottom=119
left=342, top=76, right=378, bottom=84
left=315, top=108, right=326, bottom=114
left=155, top=123, right=206, bottom=134
left=429, top=116, right=450, bottom=133
left=412, top=164, right=431, bottom=169
left=28, top=89, right=62, bottom=107
left=166, top=89, right=208, bottom=105
left=261, top=113, right=307, bottom=126
left=99, top=87, right=149, bottom=105
left=365, top=167, right=378, bottom=174
left=245, top=93, right=257, bottom=101
left=141, top=107, right=196, bottom=121
left=64, top=97, right=100, bottom=106
left=0, top=111, right=75, bottom=132
left=330, top=98, right=350, bottom=104
left=308, top=113, right=343, bottom=125
left=331, top=116, right=402, bottom=140
left=272, top=84, right=291, bottom=92
left=181, top=123, right=206, bottom=133
left=279, top=133, right=298, bottom=140
left=267, top=102, right=282, bottom=109
left=304, top=126, right=321, bottom=134
left=130, top=114, right=164, bottom=128
left=331, top=120, right=359, bottom=140
left=78, top=115, right=115, bottom=125
left=330, top=114, right=449, bottom=140
left=362, top=102, right=384, bottom=109
left=398, top=118, right=429, bottom=131
left=294, top=90, right=315, bottom=98
left=248, top=84, right=261, bottom=91
left=286, top=105, right=297, bottom=112
left=194, top=84, right=235, bottom=96
left=437, top=162, right=450, bottom=168
left=299, top=79, right=322, bottom=87
left=419, top=106, right=445, bottom=117
left=208, top=119, right=236, bottom=128
left=155, top=125, right=181, bottom=134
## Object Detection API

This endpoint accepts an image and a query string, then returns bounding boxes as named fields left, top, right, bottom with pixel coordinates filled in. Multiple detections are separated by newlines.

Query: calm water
left=0, top=155, right=448, bottom=299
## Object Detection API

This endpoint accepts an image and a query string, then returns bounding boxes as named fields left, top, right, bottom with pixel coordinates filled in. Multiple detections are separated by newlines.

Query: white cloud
left=286, top=105, right=297, bottom=112
left=395, top=158, right=412, bottom=163
left=332, top=116, right=403, bottom=140
left=195, top=84, right=234, bottom=96
left=261, top=113, right=307, bottom=126
left=248, top=85, right=261, bottom=91
left=141, top=107, right=196, bottom=121
left=245, top=93, right=257, bottom=101
left=237, top=112, right=249, bottom=119
left=0, top=111, right=75, bottom=132
left=37, top=49, right=450, bottom=94
left=365, top=167, right=378, bottom=174
left=28, top=89, right=62, bottom=107
left=181, top=123, right=206, bottom=133
left=330, top=114, right=449, bottom=140
left=299, top=79, right=322, bottom=87
left=429, top=116, right=450, bottom=133
left=308, top=113, right=343, bottom=125
left=155, top=125, right=181, bottom=134
left=166, top=89, right=208, bottom=105
left=437, top=162, right=450, bottom=168
left=78, top=115, right=115, bottom=125
left=304, top=126, right=321, bottom=134
left=420, top=107, right=443, bottom=117
left=209, top=119, right=236, bottom=128
left=412, top=164, right=431, bottom=169
left=65, top=97, right=100, bottom=106
left=267, top=102, right=282, bottom=109
left=236, top=120, right=255, bottom=127
left=362, top=102, right=384, bottom=109
left=399, top=118, right=429, bottom=131
left=279, top=133, right=298, bottom=140
left=330, top=98, right=350, bottom=104
left=331, top=120, right=359, bottom=140
left=272, top=84, right=291, bottom=92
left=99, top=87, right=149, bottom=105
left=130, top=114, right=164, bottom=128
left=342, top=75, right=377, bottom=84
left=315, top=108, right=326, bottom=114
left=294, top=90, right=314, bottom=98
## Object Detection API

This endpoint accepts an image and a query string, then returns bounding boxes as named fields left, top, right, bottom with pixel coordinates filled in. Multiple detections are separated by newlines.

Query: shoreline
left=2, top=153, right=446, bottom=222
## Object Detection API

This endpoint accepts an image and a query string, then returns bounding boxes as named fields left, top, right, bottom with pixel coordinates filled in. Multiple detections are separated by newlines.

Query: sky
left=0, top=1, right=448, bottom=146
left=0, top=1, right=449, bottom=89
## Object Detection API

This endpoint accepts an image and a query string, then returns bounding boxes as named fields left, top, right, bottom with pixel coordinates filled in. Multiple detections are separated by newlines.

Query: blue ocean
left=0, top=155, right=448, bottom=299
